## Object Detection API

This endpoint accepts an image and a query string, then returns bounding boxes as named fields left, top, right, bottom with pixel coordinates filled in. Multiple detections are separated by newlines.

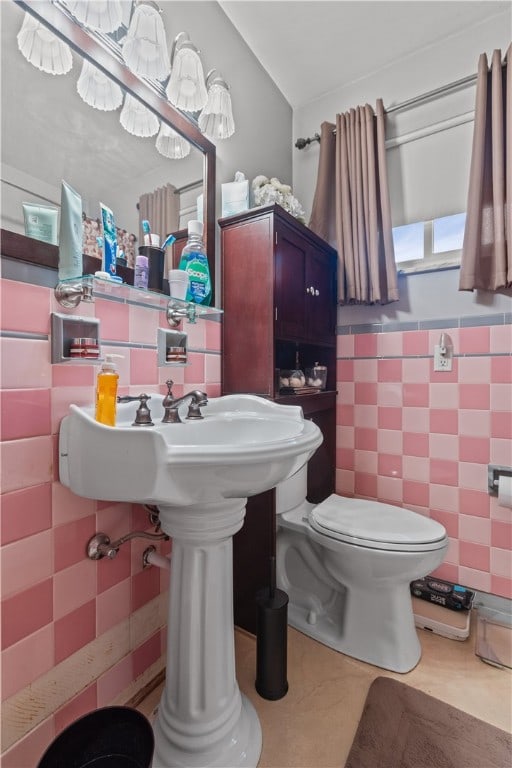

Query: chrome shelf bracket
left=167, top=301, right=197, bottom=327
left=55, top=278, right=94, bottom=308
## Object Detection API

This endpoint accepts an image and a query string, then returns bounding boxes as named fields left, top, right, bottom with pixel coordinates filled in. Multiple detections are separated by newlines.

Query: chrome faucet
left=162, top=380, right=208, bottom=423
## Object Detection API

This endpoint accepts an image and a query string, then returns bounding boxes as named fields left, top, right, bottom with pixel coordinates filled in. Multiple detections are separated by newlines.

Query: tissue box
left=222, top=179, right=249, bottom=218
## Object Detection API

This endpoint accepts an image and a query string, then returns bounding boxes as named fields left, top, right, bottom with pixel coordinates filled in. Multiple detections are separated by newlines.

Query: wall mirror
left=1, top=0, right=216, bottom=301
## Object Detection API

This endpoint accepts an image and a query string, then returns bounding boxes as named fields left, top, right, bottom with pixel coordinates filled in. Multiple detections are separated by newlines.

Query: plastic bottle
left=134, top=254, right=149, bottom=289
left=95, top=355, right=120, bottom=426
left=178, top=220, right=212, bottom=305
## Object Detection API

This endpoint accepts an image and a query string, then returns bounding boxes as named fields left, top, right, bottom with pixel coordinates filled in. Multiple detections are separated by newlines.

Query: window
left=392, top=212, right=466, bottom=274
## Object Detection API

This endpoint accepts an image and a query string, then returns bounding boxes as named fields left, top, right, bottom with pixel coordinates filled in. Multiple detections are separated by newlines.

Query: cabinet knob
left=315, top=289, right=320, bottom=296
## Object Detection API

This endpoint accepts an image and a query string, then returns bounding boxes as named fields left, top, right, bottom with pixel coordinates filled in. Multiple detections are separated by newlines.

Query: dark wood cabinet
left=220, top=204, right=337, bottom=633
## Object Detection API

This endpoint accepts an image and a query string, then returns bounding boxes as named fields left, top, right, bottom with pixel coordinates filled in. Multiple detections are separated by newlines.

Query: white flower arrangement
left=252, top=175, right=306, bottom=223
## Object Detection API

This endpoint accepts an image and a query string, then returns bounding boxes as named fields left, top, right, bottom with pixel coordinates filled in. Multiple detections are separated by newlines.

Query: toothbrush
left=161, top=233, right=176, bottom=250
left=142, top=219, right=151, bottom=246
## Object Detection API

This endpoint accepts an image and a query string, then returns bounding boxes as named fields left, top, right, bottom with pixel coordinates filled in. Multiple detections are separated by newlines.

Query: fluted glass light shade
left=17, top=12, right=73, bottom=75
left=166, top=32, right=208, bottom=113
left=65, top=1, right=123, bottom=33
left=77, top=60, right=123, bottom=110
left=155, top=123, right=191, bottom=159
left=122, top=1, right=170, bottom=82
left=120, top=94, right=159, bottom=137
left=198, top=70, right=235, bottom=140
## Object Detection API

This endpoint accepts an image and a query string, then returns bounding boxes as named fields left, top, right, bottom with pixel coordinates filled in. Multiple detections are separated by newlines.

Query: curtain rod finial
left=295, top=133, right=320, bottom=150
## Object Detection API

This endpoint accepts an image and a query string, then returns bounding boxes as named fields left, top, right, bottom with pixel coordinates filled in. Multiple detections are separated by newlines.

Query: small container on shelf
left=166, top=346, right=187, bottom=364
left=305, top=363, right=327, bottom=390
left=69, top=337, right=100, bottom=360
left=279, top=369, right=305, bottom=389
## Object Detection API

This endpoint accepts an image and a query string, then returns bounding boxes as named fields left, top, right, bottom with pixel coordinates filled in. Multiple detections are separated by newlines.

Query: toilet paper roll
left=498, top=475, right=512, bottom=510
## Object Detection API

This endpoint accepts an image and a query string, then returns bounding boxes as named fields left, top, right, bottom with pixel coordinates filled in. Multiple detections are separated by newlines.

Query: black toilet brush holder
left=255, top=556, right=289, bottom=700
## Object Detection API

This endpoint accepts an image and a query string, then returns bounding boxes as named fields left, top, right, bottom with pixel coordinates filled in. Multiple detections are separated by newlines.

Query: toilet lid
left=309, top=494, right=447, bottom=550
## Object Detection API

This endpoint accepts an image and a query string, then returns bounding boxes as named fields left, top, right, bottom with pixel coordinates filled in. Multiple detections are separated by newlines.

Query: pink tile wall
left=0, top=277, right=222, bottom=763
left=336, top=321, right=512, bottom=600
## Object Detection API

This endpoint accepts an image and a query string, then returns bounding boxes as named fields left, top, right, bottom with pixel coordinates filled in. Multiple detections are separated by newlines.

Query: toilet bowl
left=276, top=468, right=448, bottom=673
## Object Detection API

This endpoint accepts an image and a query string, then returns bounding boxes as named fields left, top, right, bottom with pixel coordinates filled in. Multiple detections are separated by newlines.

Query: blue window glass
left=432, top=212, right=466, bottom=253
left=392, top=222, right=424, bottom=263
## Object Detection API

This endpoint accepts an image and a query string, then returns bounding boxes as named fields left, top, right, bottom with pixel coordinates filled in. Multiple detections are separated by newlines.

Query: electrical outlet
left=433, top=344, right=453, bottom=372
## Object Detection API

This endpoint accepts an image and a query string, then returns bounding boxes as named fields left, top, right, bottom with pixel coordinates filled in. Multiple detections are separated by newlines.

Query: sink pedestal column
left=152, top=499, right=262, bottom=768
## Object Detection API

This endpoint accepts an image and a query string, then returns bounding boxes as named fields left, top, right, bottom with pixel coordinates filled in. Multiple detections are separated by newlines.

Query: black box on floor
left=410, top=576, right=475, bottom=611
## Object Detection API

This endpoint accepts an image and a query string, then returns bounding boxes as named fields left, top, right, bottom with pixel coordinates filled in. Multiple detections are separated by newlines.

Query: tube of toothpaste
left=100, top=202, right=117, bottom=277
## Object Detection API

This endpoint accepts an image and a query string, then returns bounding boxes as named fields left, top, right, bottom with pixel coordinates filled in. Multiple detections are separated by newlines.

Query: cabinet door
left=306, top=247, right=337, bottom=344
left=274, top=226, right=307, bottom=341
left=275, top=225, right=336, bottom=345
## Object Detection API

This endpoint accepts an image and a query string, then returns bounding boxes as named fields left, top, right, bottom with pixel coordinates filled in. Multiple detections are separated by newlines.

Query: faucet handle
left=163, top=380, right=174, bottom=409
left=186, top=391, right=208, bottom=420
left=117, top=394, right=153, bottom=426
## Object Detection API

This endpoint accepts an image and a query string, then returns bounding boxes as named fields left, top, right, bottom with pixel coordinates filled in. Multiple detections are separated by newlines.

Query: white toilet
left=276, top=467, right=448, bottom=673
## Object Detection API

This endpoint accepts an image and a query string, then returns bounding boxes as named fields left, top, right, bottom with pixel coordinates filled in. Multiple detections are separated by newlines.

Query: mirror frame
left=5, top=0, right=216, bottom=300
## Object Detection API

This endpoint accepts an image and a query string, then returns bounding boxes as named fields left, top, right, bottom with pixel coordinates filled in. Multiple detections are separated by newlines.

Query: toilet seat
left=308, top=494, right=447, bottom=552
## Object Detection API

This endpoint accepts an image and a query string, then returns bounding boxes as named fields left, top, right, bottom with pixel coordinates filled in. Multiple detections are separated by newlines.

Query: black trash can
left=37, top=706, right=154, bottom=768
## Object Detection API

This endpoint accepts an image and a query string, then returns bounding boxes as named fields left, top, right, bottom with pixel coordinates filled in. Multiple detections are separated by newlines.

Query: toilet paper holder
left=488, top=464, right=512, bottom=495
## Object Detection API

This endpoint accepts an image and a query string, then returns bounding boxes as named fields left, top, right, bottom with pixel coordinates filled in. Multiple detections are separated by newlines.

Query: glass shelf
left=54, top=275, right=223, bottom=322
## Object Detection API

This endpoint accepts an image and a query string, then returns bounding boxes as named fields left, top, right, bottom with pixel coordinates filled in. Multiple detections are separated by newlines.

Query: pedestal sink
left=59, top=394, right=322, bottom=767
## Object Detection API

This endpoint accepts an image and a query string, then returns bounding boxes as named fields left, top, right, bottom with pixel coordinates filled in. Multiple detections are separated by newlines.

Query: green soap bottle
left=178, top=220, right=211, bottom=306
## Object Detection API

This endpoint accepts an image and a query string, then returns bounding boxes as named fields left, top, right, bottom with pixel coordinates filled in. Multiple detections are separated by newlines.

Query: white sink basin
left=59, top=393, right=322, bottom=506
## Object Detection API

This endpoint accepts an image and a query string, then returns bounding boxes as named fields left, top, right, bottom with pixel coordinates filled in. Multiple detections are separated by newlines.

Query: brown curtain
left=309, top=100, right=398, bottom=305
left=459, top=46, right=511, bottom=291
left=138, top=183, right=180, bottom=247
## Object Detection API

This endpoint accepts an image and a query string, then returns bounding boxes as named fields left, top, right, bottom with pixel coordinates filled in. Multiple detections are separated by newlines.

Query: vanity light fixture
left=120, top=93, right=159, bottom=137
left=166, top=31, right=208, bottom=113
left=122, top=0, right=170, bottom=82
left=77, top=60, right=123, bottom=111
left=156, top=122, right=191, bottom=160
left=17, top=3, right=236, bottom=146
left=64, top=0, right=123, bottom=34
left=198, top=70, right=235, bottom=140
left=17, top=12, right=73, bottom=75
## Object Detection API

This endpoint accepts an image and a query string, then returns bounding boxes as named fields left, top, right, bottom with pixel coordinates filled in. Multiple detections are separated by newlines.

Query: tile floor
left=138, top=622, right=512, bottom=767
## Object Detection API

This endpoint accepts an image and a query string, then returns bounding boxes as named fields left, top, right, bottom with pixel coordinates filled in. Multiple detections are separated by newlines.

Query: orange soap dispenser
left=95, top=354, right=122, bottom=426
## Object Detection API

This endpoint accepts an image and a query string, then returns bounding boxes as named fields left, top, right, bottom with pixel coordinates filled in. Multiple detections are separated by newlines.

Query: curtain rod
left=176, top=178, right=203, bottom=194
left=295, top=70, right=479, bottom=149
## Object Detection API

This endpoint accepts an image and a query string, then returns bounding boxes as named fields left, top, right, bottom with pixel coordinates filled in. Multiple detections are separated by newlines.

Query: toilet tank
left=276, top=464, right=308, bottom=514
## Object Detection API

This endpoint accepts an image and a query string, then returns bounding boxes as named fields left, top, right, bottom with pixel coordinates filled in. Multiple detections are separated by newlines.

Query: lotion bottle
left=95, top=354, right=121, bottom=426
left=134, top=254, right=149, bottom=289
